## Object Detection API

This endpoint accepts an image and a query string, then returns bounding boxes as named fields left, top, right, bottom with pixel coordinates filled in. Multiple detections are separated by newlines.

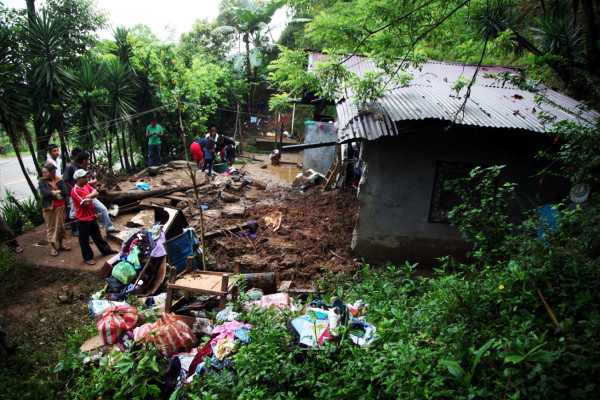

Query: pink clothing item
left=210, top=320, right=251, bottom=347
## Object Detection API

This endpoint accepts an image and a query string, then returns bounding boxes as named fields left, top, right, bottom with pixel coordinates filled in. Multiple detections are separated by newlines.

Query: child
left=201, top=138, right=216, bottom=176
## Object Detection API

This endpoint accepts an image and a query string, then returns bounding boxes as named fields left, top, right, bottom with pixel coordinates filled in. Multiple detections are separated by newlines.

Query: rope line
left=23, top=102, right=284, bottom=153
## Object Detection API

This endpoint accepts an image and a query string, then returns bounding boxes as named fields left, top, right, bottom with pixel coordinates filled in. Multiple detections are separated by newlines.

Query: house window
left=428, top=161, right=481, bottom=223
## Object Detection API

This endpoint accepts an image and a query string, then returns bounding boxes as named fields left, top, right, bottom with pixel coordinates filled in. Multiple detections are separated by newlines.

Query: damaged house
left=307, top=53, right=600, bottom=264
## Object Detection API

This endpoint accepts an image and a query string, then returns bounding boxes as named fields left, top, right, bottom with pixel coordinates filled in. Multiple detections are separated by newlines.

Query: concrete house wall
left=351, top=123, right=568, bottom=264
left=303, top=122, right=337, bottom=174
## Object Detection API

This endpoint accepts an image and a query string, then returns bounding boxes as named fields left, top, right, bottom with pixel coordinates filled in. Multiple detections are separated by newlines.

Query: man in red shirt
left=71, top=169, right=118, bottom=265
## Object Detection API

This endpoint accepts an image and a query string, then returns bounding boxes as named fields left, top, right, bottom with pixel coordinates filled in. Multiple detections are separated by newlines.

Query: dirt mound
left=204, top=185, right=360, bottom=288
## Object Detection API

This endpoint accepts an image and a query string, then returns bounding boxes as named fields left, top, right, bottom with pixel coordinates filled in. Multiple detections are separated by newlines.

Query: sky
left=3, top=0, right=286, bottom=42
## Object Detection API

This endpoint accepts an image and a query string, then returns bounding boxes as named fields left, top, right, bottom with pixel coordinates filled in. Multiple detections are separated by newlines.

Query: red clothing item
left=71, top=184, right=97, bottom=221
left=51, top=182, right=65, bottom=208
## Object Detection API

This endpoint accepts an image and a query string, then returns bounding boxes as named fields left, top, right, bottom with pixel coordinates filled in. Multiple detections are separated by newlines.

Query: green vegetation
left=0, top=0, right=599, bottom=398
left=271, top=0, right=599, bottom=106
left=0, top=190, right=43, bottom=234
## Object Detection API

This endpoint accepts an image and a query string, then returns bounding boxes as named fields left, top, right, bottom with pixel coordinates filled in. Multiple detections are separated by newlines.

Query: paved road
left=0, top=155, right=41, bottom=201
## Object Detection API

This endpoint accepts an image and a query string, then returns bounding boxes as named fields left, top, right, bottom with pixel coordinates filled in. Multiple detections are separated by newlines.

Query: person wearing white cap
left=71, top=169, right=118, bottom=265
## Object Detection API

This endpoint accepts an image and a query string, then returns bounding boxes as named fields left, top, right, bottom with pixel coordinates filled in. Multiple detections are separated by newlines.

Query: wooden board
left=168, top=273, right=238, bottom=295
left=80, top=335, right=105, bottom=352
left=163, top=195, right=189, bottom=202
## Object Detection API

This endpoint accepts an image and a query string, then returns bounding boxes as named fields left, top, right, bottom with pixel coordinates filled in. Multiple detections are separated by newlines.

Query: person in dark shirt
left=0, top=211, right=22, bottom=253
left=63, top=147, right=83, bottom=236
left=201, top=138, right=216, bottom=176
left=216, top=135, right=236, bottom=165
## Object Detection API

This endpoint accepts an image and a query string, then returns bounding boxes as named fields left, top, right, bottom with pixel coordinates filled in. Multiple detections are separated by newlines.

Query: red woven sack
left=97, top=305, right=138, bottom=345
left=134, top=313, right=197, bottom=356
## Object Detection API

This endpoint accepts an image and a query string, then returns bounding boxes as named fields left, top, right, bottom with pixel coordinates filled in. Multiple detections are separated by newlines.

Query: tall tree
left=272, top=0, right=599, bottom=106
left=213, top=0, right=286, bottom=109
left=0, top=27, right=39, bottom=198
left=70, top=59, right=107, bottom=157
left=23, top=10, right=71, bottom=170
left=104, top=57, right=136, bottom=173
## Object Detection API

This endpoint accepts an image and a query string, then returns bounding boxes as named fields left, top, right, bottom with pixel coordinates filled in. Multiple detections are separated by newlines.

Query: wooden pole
left=290, top=103, right=296, bottom=139
left=233, top=102, right=239, bottom=142
left=176, top=99, right=207, bottom=271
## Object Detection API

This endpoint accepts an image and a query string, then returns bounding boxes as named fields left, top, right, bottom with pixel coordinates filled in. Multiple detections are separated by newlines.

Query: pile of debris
left=83, top=279, right=377, bottom=398
left=101, top=159, right=360, bottom=291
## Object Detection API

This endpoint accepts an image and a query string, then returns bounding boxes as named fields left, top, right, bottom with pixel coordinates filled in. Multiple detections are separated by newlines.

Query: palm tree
left=104, top=57, right=136, bottom=173
left=0, top=28, right=39, bottom=199
left=23, top=11, right=71, bottom=170
left=70, top=60, right=108, bottom=162
left=111, top=27, right=135, bottom=70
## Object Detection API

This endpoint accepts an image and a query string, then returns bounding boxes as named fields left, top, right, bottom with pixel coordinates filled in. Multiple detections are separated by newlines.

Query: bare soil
left=182, top=152, right=360, bottom=288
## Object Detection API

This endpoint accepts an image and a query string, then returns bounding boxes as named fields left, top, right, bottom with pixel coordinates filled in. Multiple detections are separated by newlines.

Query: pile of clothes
left=106, top=225, right=167, bottom=300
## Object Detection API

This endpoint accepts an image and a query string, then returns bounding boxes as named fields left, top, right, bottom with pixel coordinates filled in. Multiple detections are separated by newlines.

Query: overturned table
left=165, top=257, right=238, bottom=312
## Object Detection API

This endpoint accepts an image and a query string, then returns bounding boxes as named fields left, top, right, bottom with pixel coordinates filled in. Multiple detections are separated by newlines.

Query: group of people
left=39, top=146, right=119, bottom=265
left=189, top=127, right=237, bottom=176
left=1, top=121, right=236, bottom=263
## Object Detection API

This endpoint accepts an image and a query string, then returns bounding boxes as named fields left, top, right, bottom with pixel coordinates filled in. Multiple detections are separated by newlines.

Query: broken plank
left=139, top=197, right=171, bottom=209
left=204, top=222, right=249, bottom=239
left=162, top=195, right=190, bottom=202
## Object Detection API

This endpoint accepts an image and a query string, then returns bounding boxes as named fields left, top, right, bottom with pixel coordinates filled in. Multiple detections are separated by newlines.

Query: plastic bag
left=133, top=313, right=197, bottom=357
left=97, top=305, right=138, bottom=345
left=89, top=300, right=129, bottom=318
left=112, top=261, right=137, bottom=284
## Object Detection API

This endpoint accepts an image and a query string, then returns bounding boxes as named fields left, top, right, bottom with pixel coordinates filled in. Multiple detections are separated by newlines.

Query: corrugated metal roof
left=309, top=53, right=600, bottom=142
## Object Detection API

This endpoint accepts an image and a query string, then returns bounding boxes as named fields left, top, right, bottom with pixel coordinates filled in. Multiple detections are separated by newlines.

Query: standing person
left=190, top=138, right=207, bottom=169
left=38, top=164, right=70, bottom=256
left=75, top=151, right=120, bottom=234
left=45, top=144, right=61, bottom=177
left=201, top=138, right=216, bottom=176
left=216, top=135, right=236, bottom=165
left=0, top=211, right=23, bottom=253
left=205, top=126, right=220, bottom=142
left=146, top=119, right=164, bottom=167
left=63, top=147, right=83, bottom=236
left=71, top=169, right=118, bottom=265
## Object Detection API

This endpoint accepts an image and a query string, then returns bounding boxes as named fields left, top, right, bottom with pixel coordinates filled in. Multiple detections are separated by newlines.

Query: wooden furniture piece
left=165, top=257, right=238, bottom=312
left=321, top=161, right=340, bottom=191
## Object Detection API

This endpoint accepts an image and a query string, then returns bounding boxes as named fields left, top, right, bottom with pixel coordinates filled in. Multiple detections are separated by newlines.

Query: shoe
left=105, top=249, right=119, bottom=255
left=72, top=231, right=79, bottom=237
left=106, top=228, right=120, bottom=233
left=85, top=259, right=96, bottom=265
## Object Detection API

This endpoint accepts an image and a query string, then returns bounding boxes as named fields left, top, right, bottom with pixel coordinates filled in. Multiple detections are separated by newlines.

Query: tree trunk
left=106, top=135, right=113, bottom=170
left=25, top=0, right=35, bottom=22
left=6, top=123, right=39, bottom=200
left=581, top=0, right=599, bottom=70
left=128, top=128, right=136, bottom=171
left=121, top=129, right=132, bottom=173
left=17, top=119, right=41, bottom=177
left=98, top=185, right=189, bottom=204
left=53, top=112, right=69, bottom=172
left=115, top=128, right=124, bottom=173
left=245, top=34, right=253, bottom=113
